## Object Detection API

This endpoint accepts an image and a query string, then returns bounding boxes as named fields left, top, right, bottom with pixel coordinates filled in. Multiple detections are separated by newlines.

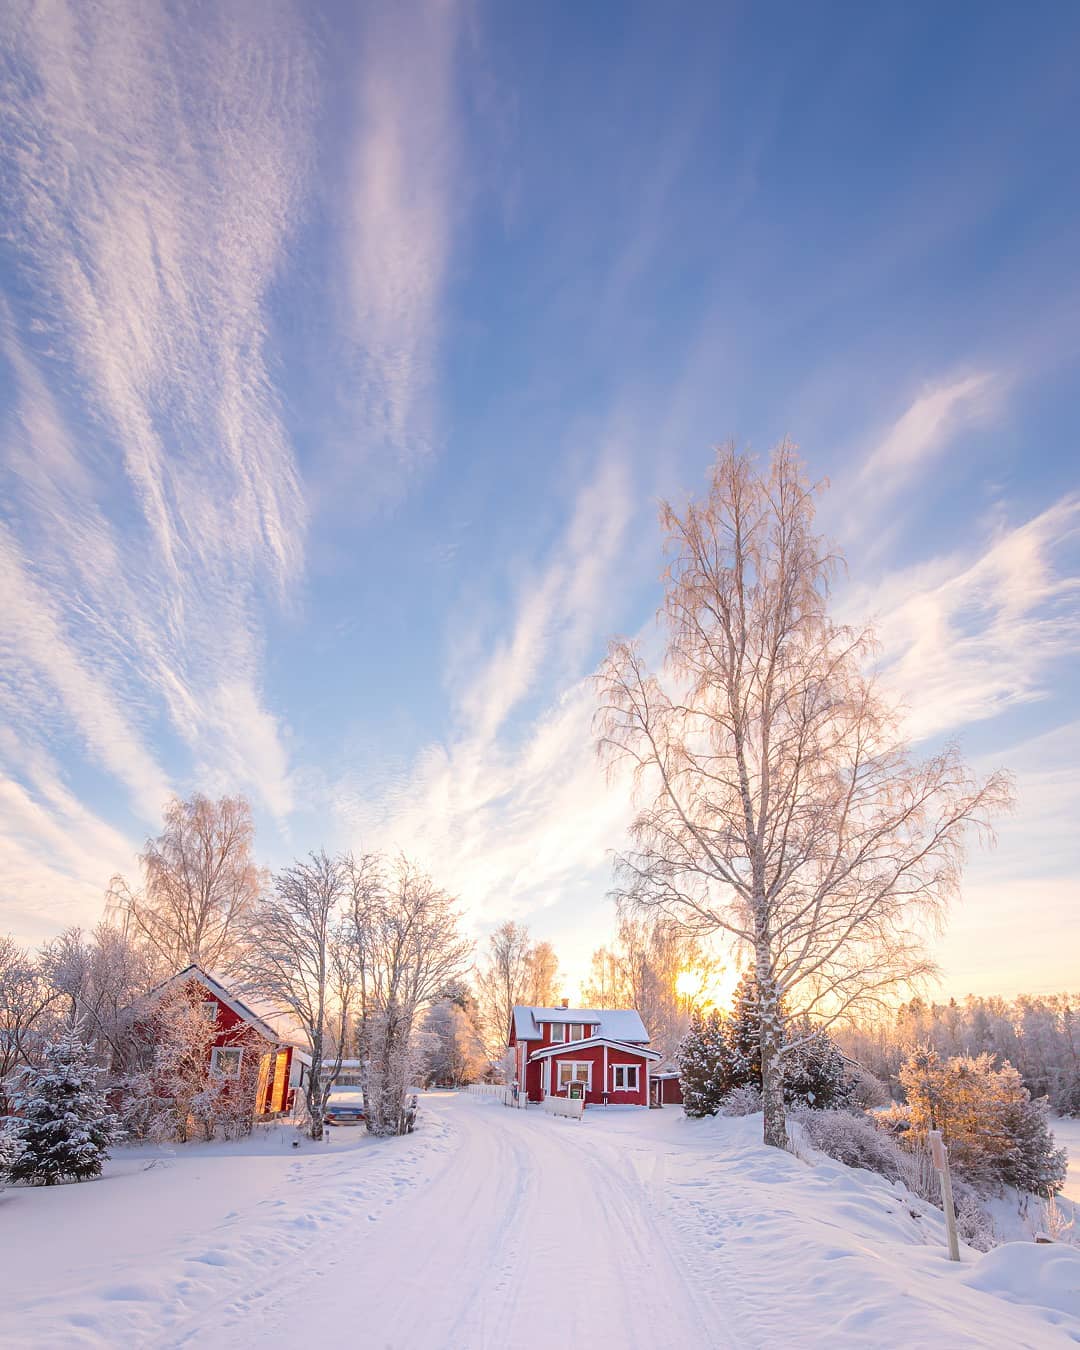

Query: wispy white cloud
left=339, top=0, right=463, bottom=471
left=843, top=493, right=1080, bottom=740
left=333, top=459, right=635, bottom=931
left=0, top=0, right=315, bottom=827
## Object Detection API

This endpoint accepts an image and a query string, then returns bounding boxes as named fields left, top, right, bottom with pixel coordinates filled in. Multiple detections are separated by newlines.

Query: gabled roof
left=527, top=1036, right=661, bottom=1063
left=144, top=964, right=281, bottom=1044
left=511, top=1005, right=649, bottom=1044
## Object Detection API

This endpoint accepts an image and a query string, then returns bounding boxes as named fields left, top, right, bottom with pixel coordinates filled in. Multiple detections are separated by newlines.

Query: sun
left=675, top=965, right=742, bottom=1012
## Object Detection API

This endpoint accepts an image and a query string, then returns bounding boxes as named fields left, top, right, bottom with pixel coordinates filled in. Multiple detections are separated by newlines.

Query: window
left=557, top=1061, right=591, bottom=1091
left=611, top=1064, right=639, bottom=1092
left=210, top=1046, right=243, bottom=1078
left=566, top=1023, right=590, bottom=1042
left=549, top=1022, right=565, bottom=1043
left=199, top=1001, right=218, bottom=1024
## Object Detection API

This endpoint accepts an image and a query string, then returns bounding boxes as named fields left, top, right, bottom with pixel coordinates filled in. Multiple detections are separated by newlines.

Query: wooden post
left=929, top=1129, right=960, bottom=1262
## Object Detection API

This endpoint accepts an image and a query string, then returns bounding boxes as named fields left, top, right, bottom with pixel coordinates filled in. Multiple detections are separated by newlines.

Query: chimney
left=561, top=998, right=569, bottom=1009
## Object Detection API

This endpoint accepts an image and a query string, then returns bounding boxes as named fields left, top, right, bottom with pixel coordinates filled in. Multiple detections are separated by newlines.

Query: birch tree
left=110, top=794, right=265, bottom=976
left=348, top=854, right=470, bottom=1136
left=597, top=443, right=1011, bottom=1148
left=475, top=922, right=562, bottom=1054
left=239, top=851, right=357, bottom=1140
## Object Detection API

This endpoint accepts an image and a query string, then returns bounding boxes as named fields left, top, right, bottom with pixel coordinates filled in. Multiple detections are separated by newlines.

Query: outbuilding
left=509, top=1003, right=661, bottom=1107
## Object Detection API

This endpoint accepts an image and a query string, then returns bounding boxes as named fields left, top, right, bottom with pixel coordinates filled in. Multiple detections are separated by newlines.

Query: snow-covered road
left=5, top=1094, right=1080, bottom=1348
left=227, top=1093, right=717, bottom=1349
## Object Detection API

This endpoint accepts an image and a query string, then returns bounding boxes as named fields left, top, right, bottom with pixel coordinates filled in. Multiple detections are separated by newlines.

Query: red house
left=145, top=965, right=295, bottom=1120
left=509, top=1003, right=661, bottom=1107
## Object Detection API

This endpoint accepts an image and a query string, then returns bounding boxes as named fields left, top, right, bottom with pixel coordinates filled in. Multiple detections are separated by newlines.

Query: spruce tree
left=726, top=972, right=763, bottom=1091
left=677, top=1008, right=733, bottom=1117
left=8, top=1021, right=122, bottom=1185
left=783, top=1019, right=853, bottom=1109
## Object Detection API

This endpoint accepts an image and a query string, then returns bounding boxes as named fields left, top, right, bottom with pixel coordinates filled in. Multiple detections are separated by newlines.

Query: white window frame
left=611, top=1063, right=640, bottom=1092
left=210, top=1046, right=244, bottom=1078
left=549, top=1022, right=565, bottom=1043
left=557, top=1060, right=591, bottom=1092
left=199, top=1000, right=218, bottom=1024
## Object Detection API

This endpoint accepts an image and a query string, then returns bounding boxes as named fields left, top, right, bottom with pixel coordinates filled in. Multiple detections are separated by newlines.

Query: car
left=324, top=1100, right=366, bottom=1126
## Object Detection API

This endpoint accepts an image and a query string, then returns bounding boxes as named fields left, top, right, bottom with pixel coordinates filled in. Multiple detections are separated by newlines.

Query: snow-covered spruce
left=7, top=1020, right=122, bottom=1185
left=676, top=974, right=854, bottom=1117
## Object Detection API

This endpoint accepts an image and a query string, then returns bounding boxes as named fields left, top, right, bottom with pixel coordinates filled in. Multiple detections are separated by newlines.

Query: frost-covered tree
left=597, top=443, right=1011, bottom=1147
left=0, top=936, right=56, bottom=1108
left=726, top=972, right=763, bottom=1092
left=782, top=1018, right=853, bottom=1110
left=474, top=922, right=560, bottom=1054
left=899, top=1048, right=1066, bottom=1196
left=238, top=851, right=357, bottom=1140
left=7, top=1021, right=121, bottom=1185
left=349, top=854, right=470, bottom=1136
left=421, top=997, right=488, bottom=1086
left=109, top=794, right=265, bottom=976
left=677, top=1008, right=733, bottom=1117
left=38, top=923, right=157, bottom=1070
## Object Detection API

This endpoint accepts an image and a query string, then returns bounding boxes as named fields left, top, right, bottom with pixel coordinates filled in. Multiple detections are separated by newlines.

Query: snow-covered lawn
left=3, top=1094, right=1079, bottom=1348
left=1053, top=1114, right=1080, bottom=1206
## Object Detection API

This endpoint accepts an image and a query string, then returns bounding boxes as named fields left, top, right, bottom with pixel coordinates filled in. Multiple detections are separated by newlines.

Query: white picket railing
left=543, top=1093, right=584, bottom=1121
left=464, top=1083, right=515, bottom=1106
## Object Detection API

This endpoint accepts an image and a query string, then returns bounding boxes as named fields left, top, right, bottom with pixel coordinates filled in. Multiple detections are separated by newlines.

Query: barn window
left=557, top=1061, right=590, bottom=1090
left=199, top=1001, right=218, bottom=1024
left=611, top=1064, right=639, bottom=1091
left=211, top=1047, right=243, bottom=1078
left=549, top=1023, right=565, bottom=1042
left=567, top=1023, right=589, bottom=1042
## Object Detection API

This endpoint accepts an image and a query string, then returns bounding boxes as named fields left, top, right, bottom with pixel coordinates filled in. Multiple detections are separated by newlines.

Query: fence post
left=929, top=1129, right=960, bottom=1261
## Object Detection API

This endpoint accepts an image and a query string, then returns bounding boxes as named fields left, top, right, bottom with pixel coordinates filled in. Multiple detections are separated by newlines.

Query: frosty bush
left=7, top=1021, right=121, bottom=1185
left=720, top=1085, right=763, bottom=1116
left=900, top=1048, right=1067, bottom=1196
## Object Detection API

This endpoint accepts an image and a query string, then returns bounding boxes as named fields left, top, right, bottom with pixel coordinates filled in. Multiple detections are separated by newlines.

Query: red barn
left=509, top=1003, right=660, bottom=1107
left=145, top=965, right=294, bottom=1121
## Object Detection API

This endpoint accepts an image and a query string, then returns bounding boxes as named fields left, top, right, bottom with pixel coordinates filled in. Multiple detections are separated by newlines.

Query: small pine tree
left=726, top=972, right=763, bottom=1091
left=677, top=1008, right=733, bottom=1117
left=7, top=1021, right=122, bottom=1185
left=783, top=1019, right=854, bottom=1110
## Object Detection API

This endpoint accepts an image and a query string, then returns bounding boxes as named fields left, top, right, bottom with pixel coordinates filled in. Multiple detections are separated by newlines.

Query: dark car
left=324, top=1100, right=366, bottom=1126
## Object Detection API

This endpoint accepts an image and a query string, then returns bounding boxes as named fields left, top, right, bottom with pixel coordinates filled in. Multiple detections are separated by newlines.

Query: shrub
left=899, top=1048, right=1067, bottom=1196
left=793, top=1106, right=996, bottom=1246
left=720, top=1085, right=763, bottom=1117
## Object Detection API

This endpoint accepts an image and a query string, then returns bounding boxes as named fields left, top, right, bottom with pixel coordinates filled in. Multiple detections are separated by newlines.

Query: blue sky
left=1, top=0, right=1078, bottom=998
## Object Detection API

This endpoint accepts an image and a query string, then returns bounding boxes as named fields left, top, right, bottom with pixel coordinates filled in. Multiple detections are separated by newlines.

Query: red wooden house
left=509, top=1003, right=661, bottom=1107
left=145, top=965, right=295, bottom=1120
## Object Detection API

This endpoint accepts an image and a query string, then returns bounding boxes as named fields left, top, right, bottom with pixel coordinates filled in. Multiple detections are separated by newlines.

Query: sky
left=0, top=0, right=1078, bottom=1003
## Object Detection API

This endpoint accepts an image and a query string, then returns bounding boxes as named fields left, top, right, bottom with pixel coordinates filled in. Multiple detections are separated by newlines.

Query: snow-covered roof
left=511, top=1005, right=650, bottom=1044
left=527, top=1036, right=661, bottom=1063
left=144, top=965, right=282, bottom=1045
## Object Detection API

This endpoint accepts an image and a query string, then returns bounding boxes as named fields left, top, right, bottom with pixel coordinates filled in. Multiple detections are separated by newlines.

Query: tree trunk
left=756, top=953, right=787, bottom=1149
left=308, top=1042, right=324, bottom=1141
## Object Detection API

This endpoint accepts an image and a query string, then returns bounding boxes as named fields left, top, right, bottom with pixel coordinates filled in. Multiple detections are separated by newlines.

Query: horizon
left=1, top=1, right=1078, bottom=1006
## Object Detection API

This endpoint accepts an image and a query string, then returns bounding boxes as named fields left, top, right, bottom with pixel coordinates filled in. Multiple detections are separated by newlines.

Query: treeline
left=836, top=994, right=1080, bottom=1116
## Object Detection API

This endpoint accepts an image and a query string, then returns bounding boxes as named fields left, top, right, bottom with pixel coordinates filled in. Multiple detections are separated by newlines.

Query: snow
left=2, top=1095, right=1079, bottom=1347
left=1053, top=1114, right=1080, bottom=1206
left=512, top=1005, right=649, bottom=1042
